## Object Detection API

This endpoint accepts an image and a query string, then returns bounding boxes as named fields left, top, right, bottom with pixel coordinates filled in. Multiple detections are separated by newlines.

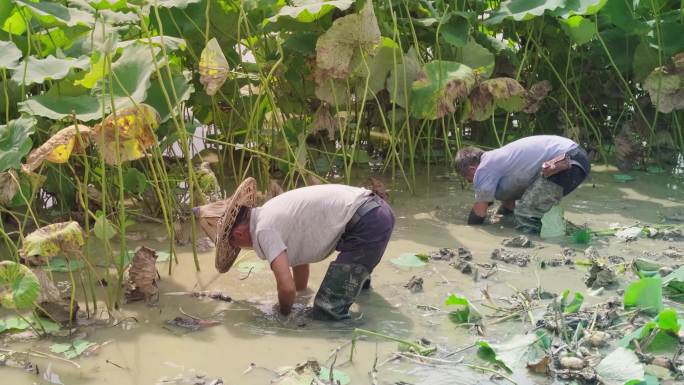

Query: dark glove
left=467, top=209, right=486, bottom=225
left=496, top=206, right=514, bottom=216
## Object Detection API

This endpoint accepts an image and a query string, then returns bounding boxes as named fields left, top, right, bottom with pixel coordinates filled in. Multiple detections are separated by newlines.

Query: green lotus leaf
left=353, top=37, right=402, bottom=98
left=409, top=60, right=476, bottom=120
left=632, top=42, right=660, bottom=82
left=2, top=5, right=29, bottom=35
left=390, top=253, right=427, bottom=268
left=145, top=70, right=195, bottom=123
left=600, top=0, right=648, bottom=34
left=15, top=0, right=95, bottom=27
left=0, top=115, right=36, bottom=172
left=595, top=347, right=644, bottom=385
left=22, top=221, right=85, bottom=258
left=467, top=77, right=526, bottom=121
left=476, top=341, right=514, bottom=374
left=552, top=0, right=608, bottom=18
left=91, top=103, right=161, bottom=164
left=10, top=55, right=90, bottom=86
left=117, top=36, right=187, bottom=52
left=154, top=0, right=203, bottom=9
left=318, top=367, right=350, bottom=385
left=315, top=0, right=381, bottom=81
left=486, top=0, right=565, bottom=25
left=86, top=0, right=130, bottom=11
left=0, top=316, right=31, bottom=333
left=268, top=0, right=354, bottom=23
left=440, top=12, right=471, bottom=48
left=0, top=261, right=40, bottom=309
left=560, top=15, right=596, bottom=45
left=123, top=168, right=149, bottom=195
left=387, top=47, right=421, bottom=108
left=624, top=277, right=663, bottom=316
left=44, top=257, right=85, bottom=272
left=445, top=294, right=482, bottom=324
left=540, top=205, right=565, bottom=239
left=19, top=93, right=104, bottom=122
left=648, top=19, right=684, bottom=57
left=454, top=39, right=494, bottom=79
left=93, top=212, right=117, bottom=240
left=0, top=40, right=21, bottom=69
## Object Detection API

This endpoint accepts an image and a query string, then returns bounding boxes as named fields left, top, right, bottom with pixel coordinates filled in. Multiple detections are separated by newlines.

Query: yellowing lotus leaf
left=644, top=59, right=684, bottom=113
left=24, top=125, right=91, bottom=172
left=92, top=104, right=161, bottom=164
left=199, top=38, right=229, bottom=96
left=468, top=78, right=526, bottom=121
left=0, top=261, right=41, bottom=309
left=21, top=221, right=85, bottom=258
left=0, top=170, right=20, bottom=206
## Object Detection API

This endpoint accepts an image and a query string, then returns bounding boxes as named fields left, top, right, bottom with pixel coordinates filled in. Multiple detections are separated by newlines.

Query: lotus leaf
left=476, top=341, right=513, bottom=374
left=103, top=44, right=163, bottom=111
left=22, top=221, right=85, bottom=258
left=2, top=6, right=28, bottom=35
left=467, top=77, right=526, bottom=121
left=11, top=55, right=90, bottom=86
left=614, top=173, right=635, bottom=182
left=50, top=339, right=96, bottom=359
left=315, top=1, right=381, bottom=81
left=595, top=347, right=644, bottom=385
left=318, top=367, right=350, bottom=385
left=390, top=253, right=428, bottom=268
left=44, top=258, right=85, bottom=272
left=552, top=0, right=608, bottom=17
left=444, top=294, right=482, bottom=324
left=440, top=12, right=471, bottom=48
left=118, top=36, right=187, bottom=52
left=0, top=115, right=36, bottom=172
left=93, top=211, right=117, bottom=240
left=199, top=38, right=229, bottom=96
left=19, top=93, right=105, bottom=122
left=0, top=40, right=21, bottom=69
left=662, top=265, right=684, bottom=296
left=624, top=277, right=663, bottom=316
left=409, top=61, right=476, bottom=120
left=0, top=170, right=19, bottom=205
left=15, top=0, right=95, bottom=27
left=487, top=332, right=550, bottom=370
left=560, top=290, right=584, bottom=313
left=24, top=125, right=91, bottom=172
left=387, top=47, right=422, bottom=108
left=155, top=0, right=203, bottom=8
left=524, top=80, right=552, bottom=113
left=315, top=77, right=350, bottom=106
left=145, top=71, right=194, bottom=123
left=0, top=261, right=40, bottom=309
left=268, top=0, right=354, bottom=23
left=353, top=37, right=402, bottom=98
left=486, top=0, right=565, bottom=25
left=74, top=54, right=106, bottom=89
left=644, top=56, right=684, bottom=113
left=455, top=39, right=495, bottom=78
left=91, top=103, right=161, bottom=164
left=619, top=308, right=683, bottom=354
left=560, top=15, right=596, bottom=45
left=0, top=316, right=31, bottom=333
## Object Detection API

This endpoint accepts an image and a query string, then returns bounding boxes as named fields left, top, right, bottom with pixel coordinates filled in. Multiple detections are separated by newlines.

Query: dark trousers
left=547, top=146, right=591, bottom=196
left=334, top=196, right=395, bottom=272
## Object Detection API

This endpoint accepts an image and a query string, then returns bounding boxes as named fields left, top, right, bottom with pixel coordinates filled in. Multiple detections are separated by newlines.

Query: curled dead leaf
left=91, top=104, right=161, bottom=165
left=199, top=38, right=229, bottom=96
left=23, top=125, right=91, bottom=172
left=0, top=170, right=20, bottom=206
left=468, top=78, right=526, bottom=121
left=524, top=80, right=552, bottom=113
left=125, top=246, right=159, bottom=303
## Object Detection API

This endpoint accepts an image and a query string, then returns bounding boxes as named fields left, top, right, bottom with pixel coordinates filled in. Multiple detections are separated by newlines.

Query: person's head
left=229, top=205, right=253, bottom=249
left=454, top=146, right=484, bottom=182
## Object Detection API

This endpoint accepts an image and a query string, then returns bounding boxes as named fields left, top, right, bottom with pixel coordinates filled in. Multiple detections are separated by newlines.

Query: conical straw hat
left=193, top=177, right=257, bottom=273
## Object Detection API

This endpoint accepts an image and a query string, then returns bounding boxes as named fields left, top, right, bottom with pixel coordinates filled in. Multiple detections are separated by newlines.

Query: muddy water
left=2, top=165, right=684, bottom=385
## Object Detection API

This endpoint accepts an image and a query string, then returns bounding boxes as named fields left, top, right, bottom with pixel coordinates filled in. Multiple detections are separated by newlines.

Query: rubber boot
left=312, top=262, right=370, bottom=321
left=514, top=177, right=563, bottom=234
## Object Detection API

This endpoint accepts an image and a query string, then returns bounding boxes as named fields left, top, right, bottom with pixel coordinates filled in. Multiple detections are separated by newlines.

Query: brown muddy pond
left=2, top=165, right=684, bottom=385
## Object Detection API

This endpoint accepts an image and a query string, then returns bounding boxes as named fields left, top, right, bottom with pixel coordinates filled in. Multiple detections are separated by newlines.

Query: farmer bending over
left=196, top=178, right=394, bottom=320
left=454, top=135, right=590, bottom=233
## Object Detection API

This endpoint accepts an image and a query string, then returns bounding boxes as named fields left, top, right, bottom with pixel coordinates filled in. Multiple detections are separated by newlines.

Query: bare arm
left=292, top=264, right=309, bottom=291
left=270, top=252, right=296, bottom=315
left=468, top=201, right=490, bottom=225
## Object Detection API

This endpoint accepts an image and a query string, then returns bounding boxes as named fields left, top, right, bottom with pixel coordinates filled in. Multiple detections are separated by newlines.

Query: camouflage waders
left=514, top=176, right=563, bottom=234
left=312, top=262, right=370, bottom=321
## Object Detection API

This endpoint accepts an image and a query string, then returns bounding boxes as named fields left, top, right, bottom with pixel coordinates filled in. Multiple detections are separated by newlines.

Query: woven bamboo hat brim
left=214, top=177, right=257, bottom=273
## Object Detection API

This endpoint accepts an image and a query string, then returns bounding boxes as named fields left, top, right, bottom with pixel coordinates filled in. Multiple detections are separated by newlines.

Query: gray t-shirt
left=474, top=135, right=578, bottom=202
left=249, top=184, right=371, bottom=266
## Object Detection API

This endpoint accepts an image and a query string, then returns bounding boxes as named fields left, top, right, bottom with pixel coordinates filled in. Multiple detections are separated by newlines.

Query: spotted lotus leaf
left=199, top=38, right=229, bottom=96
left=0, top=261, right=41, bottom=309
left=468, top=77, right=526, bottom=121
left=409, top=61, right=476, bottom=120
left=315, top=1, right=381, bottom=81
left=24, top=125, right=91, bottom=172
left=91, top=104, right=161, bottom=164
left=644, top=55, right=684, bottom=113
left=21, top=221, right=85, bottom=258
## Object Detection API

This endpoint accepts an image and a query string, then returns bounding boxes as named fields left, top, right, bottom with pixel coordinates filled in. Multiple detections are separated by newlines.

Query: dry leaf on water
left=199, top=38, right=229, bottom=96
left=23, top=125, right=91, bottom=172
left=125, top=246, right=159, bottom=303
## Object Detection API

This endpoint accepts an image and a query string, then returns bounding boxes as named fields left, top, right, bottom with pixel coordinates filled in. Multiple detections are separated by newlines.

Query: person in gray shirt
left=199, top=178, right=395, bottom=321
left=454, top=135, right=590, bottom=233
